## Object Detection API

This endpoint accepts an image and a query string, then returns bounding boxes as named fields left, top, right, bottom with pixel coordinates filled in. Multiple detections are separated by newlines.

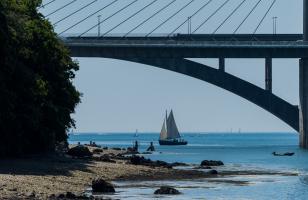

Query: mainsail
left=166, top=110, right=181, bottom=139
left=160, top=119, right=168, bottom=140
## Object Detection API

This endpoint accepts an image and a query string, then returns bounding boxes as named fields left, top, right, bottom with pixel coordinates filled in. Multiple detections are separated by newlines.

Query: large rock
left=130, top=155, right=147, bottom=165
left=155, top=160, right=170, bottom=168
left=92, top=148, right=103, bottom=154
left=92, top=179, right=115, bottom=193
left=201, top=160, right=224, bottom=166
left=129, top=155, right=172, bottom=168
left=154, top=186, right=181, bottom=195
left=207, top=169, right=218, bottom=175
left=127, top=147, right=139, bottom=154
left=67, top=145, right=92, bottom=158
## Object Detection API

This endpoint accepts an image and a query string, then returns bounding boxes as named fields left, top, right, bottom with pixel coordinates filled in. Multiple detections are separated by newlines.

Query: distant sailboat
left=159, top=110, right=187, bottom=145
left=134, top=129, right=138, bottom=137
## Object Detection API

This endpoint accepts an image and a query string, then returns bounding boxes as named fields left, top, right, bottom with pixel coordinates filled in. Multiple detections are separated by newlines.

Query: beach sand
left=0, top=147, right=298, bottom=199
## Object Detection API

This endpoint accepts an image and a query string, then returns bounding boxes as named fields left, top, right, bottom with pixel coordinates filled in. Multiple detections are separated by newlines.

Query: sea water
left=69, top=133, right=308, bottom=200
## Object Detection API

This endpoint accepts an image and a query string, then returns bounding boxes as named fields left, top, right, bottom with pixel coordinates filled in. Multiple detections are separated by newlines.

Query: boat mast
left=166, top=109, right=168, bottom=128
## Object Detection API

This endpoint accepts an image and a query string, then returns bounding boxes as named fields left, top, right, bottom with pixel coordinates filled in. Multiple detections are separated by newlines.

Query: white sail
left=160, top=119, right=168, bottom=140
left=134, top=129, right=138, bottom=137
left=166, top=110, right=181, bottom=139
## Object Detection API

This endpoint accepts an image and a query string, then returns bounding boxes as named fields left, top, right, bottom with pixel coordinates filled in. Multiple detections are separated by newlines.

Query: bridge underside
left=126, top=58, right=299, bottom=132
left=68, top=45, right=299, bottom=131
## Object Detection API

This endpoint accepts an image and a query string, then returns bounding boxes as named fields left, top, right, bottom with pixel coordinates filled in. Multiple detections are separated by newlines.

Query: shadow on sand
left=0, top=154, right=93, bottom=176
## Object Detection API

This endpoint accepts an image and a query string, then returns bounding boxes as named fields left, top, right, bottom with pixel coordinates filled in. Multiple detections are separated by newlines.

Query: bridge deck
left=63, top=34, right=308, bottom=58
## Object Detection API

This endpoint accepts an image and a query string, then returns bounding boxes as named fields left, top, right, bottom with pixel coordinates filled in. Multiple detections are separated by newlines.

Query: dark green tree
left=0, top=0, right=81, bottom=157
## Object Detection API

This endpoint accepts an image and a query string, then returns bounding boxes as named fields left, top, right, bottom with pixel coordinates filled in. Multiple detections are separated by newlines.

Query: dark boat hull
left=159, top=140, right=188, bottom=146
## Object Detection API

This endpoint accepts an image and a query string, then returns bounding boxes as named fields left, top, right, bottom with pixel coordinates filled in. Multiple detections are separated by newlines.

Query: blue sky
left=40, top=0, right=302, bottom=133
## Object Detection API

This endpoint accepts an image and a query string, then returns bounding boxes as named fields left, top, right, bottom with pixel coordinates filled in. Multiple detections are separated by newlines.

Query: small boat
left=159, top=110, right=187, bottom=145
left=272, top=151, right=295, bottom=156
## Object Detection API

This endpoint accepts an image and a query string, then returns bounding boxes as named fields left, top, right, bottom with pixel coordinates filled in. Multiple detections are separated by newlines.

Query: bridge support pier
left=219, top=58, right=225, bottom=72
left=265, top=58, right=272, bottom=92
left=299, top=59, right=308, bottom=148
left=300, top=0, right=308, bottom=148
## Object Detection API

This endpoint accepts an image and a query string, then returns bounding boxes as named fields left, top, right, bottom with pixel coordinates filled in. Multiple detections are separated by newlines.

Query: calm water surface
left=69, top=133, right=308, bottom=200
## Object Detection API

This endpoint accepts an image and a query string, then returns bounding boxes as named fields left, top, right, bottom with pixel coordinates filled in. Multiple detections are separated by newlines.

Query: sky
left=40, top=0, right=303, bottom=133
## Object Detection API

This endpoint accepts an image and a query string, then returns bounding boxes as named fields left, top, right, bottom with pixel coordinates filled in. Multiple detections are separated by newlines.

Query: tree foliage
left=0, top=0, right=80, bottom=157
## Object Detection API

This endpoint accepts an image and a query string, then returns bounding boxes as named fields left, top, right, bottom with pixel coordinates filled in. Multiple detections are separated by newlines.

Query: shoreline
left=0, top=146, right=299, bottom=199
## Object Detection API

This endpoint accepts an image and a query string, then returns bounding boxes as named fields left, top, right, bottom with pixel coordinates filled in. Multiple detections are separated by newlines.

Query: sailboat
left=159, top=110, right=188, bottom=145
left=134, top=129, right=138, bottom=137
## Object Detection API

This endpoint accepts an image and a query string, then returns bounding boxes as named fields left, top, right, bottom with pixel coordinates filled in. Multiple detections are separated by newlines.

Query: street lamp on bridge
left=272, top=16, right=277, bottom=34
left=187, top=16, right=192, bottom=35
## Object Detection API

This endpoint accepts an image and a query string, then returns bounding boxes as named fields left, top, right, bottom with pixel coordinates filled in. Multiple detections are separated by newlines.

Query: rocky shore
left=0, top=145, right=298, bottom=199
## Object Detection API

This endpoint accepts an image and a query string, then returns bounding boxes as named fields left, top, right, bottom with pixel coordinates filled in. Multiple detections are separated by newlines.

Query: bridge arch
left=110, top=57, right=299, bottom=131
